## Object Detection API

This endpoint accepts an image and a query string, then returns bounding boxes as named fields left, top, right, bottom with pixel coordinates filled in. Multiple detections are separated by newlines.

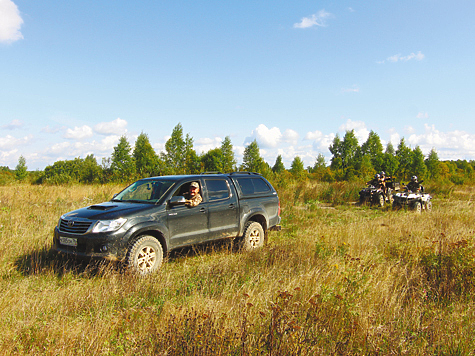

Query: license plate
left=60, top=236, right=77, bottom=247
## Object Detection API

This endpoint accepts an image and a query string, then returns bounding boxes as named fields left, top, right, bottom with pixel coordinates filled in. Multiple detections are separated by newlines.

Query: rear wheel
left=126, top=235, right=163, bottom=275
left=425, top=200, right=432, bottom=211
left=241, top=222, right=265, bottom=251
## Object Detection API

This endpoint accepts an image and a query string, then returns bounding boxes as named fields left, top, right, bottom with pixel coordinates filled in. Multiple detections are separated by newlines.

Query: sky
left=1, top=0, right=475, bottom=171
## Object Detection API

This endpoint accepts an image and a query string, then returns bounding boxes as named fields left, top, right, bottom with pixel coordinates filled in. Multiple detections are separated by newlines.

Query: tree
left=133, top=132, right=159, bottom=177
left=184, top=134, right=201, bottom=174
left=241, top=140, right=265, bottom=173
left=163, top=123, right=186, bottom=174
left=360, top=130, right=384, bottom=172
left=221, top=136, right=236, bottom=172
left=272, top=155, right=286, bottom=174
left=411, top=146, right=428, bottom=180
left=80, top=154, right=102, bottom=183
left=15, top=155, right=28, bottom=181
left=290, top=156, right=306, bottom=180
left=329, top=134, right=343, bottom=170
left=425, top=148, right=440, bottom=180
left=201, top=148, right=224, bottom=172
left=396, top=138, right=412, bottom=180
left=381, top=142, right=399, bottom=177
left=111, top=136, right=136, bottom=182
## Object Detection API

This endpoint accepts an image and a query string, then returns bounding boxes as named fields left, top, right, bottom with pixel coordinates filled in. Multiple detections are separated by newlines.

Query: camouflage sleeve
left=187, top=194, right=202, bottom=207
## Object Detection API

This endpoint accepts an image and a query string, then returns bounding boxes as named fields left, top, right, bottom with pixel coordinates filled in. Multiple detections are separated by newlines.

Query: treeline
left=3, top=124, right=475, bottom=185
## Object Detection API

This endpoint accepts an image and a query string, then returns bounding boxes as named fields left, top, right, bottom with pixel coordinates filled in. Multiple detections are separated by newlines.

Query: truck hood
left=63, top=201, right=159, bottom=220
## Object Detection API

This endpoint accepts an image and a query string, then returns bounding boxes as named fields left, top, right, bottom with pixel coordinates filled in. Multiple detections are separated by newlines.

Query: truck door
left=204, top=178, right=239, bottom=240
left=167, top=180, right=209, bottom=248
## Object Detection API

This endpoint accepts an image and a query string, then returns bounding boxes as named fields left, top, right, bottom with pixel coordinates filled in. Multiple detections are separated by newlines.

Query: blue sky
left=1, top=0, right=474, bottom=170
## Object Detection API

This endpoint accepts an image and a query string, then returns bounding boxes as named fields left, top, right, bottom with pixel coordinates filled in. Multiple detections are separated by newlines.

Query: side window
left=205, top=179, right=230, bottom=201
left=235, top=177, right=271, bottom=195
left=252, top=178, right=271, bottom=193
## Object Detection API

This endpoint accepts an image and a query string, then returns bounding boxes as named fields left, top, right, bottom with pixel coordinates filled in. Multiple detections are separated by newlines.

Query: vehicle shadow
left=14, top=238, right=239, bottom=277
left=13, top=247, right=120, bottom=277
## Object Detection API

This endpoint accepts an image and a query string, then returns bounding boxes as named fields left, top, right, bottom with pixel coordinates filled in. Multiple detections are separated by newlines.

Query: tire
left=126, top=235, right=163, bottom=275
left=392, top=201, right=400, bottom=210
left=413, top=201, right=422, bottom=213
left=387, top=189, right=393, bottom=205
left=425, top=200, right=432, bottom=211
left=241, top=221, right=265, bottom=251
left=376, top=194, right=385, bottom=207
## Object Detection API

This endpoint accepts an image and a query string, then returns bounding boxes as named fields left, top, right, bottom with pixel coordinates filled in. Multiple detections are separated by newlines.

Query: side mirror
left=169, top=196, right=186, bottom=206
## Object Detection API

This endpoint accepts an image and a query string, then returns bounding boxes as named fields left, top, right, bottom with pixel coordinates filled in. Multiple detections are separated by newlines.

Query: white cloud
left=294, top=10, right=332, bottom=29
left=94, top=118, right=128, bottom=136
left=0, top=134, right=32, bottom=149
left=245, top=124, right=283, bottom=148
left=63, top=125, right=94, bottom=140
left=417, top=112, right=429, bottom=119
left=194, top=137, right=223, bottom=154
left=342, top=85, right=360, bottom=93
left=386, top=51, right=425, bottom=63
left=282, top=129, right=299, bottom=145
left=0, top=0, right=23, bottom=43
left=338, top=119, right=369, bottom=143
left=1, top=119, right=23, bottom=130
left=0, top=148, right=17, bottom=162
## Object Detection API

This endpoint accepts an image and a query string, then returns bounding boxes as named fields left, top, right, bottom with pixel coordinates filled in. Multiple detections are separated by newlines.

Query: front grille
left=59, top=219, right=93, bottom=234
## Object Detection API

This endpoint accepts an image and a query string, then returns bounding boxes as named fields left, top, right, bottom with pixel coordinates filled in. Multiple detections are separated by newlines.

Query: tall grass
left=0, top=182, right=475, bottom=355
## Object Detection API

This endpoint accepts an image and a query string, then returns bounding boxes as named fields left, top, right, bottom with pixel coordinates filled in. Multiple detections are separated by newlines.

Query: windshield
left=112, top=179, right=175, bottom=203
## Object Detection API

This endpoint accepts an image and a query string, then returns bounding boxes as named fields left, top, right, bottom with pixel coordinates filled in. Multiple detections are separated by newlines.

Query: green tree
left=15, top=155, right=28, bottom=181
left=221, top=136, right=236, bottom=172
left=133, top=132, right=159, bottom=177
left=360, top=130, right=384, bottom=172
left=201, top=148, right=224, bottom=172
left=272, top=155, right=286, bottom=174
left=184, top=134, right=201, bottom=174
left=381, top=142, right=399, bottom=177
left=425, top=148, right=440, bottom=180
left=111, top=136, right=136, bottom=182
left=411, top=146, right=428, bottom=180
left=290, top=156, right=306, bottom=180
left=329, top=134, right=343, bottom=170
left=396, top=138, right=412, bottom=180
left=241, top=140, right=265, bottom=173
left=163, top=123, right=186, bottom=174
left=80, top=154, right=103, bottom=183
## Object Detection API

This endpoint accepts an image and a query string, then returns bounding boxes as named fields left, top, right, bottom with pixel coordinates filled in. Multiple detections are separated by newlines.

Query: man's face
left=189, top=185, right=199, bottom=196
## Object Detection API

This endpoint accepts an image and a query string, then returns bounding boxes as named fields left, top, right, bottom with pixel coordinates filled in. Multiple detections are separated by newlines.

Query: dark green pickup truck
left=53, top=172, right=281, bottom=274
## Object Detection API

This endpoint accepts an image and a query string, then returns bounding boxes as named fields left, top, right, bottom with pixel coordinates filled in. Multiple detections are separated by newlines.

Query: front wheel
left=241, top=222, right=265, bottom=251
left=413, top=201, right=422, bottom=213
left=126, top=235, right=163, bottom=275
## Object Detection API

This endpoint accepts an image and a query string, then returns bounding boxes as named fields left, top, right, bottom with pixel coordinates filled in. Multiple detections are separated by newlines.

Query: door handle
left=199, top=207, right=206, bottom=213
left=228, top=204, right=235, bottom=209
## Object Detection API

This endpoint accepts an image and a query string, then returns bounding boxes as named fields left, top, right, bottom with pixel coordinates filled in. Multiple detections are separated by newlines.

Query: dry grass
left=0, top=182, right=475, bottom=355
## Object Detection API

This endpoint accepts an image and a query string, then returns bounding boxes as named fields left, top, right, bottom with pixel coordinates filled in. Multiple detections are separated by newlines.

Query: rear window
left=234, top=177, right=271, bottom=195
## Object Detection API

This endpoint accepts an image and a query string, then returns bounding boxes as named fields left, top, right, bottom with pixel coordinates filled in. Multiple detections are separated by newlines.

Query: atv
left=359, top=184, right=387, bottom=207
left=392, top=183, right=432, bottom=212
left=359, top=177, right=400, bottom=207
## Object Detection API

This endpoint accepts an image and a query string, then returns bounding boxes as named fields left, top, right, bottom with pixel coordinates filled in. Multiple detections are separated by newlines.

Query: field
left=1, top=182, right=474, bottom=355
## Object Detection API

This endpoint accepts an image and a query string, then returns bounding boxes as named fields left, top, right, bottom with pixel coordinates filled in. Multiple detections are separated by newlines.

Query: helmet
left=379, top=171, right=385, bottom=176
left=375, top=174, right=380, bottom=179
left=411, top=176, right=418, bottom=182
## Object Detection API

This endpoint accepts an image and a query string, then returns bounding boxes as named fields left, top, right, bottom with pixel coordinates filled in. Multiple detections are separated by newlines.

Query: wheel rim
left=249, top=228, right=261, bottom=248
left=137, top=246, right=156, bottom=272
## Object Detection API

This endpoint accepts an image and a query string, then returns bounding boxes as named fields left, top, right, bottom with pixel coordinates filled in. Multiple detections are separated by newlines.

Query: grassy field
left=0, top=181, right=474, bottom=355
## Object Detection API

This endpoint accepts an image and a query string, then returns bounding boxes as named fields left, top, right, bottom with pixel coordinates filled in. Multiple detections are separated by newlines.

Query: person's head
left=379, top=171, right=386, bottom=177
left=411, top=176, right=418, bottom=182
left=374, top=174, right=380, bottom=179
left=189, top=182, right=200, bottom=196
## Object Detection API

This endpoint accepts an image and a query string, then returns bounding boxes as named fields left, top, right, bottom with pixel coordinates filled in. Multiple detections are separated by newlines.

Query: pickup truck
left=53, top=172, right=281, bottom=274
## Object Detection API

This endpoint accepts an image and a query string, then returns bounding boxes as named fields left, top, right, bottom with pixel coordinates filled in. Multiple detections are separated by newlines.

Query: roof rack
left=200, top=171, right=223, bottom=175
left=229, top=171, right=260, bottom=175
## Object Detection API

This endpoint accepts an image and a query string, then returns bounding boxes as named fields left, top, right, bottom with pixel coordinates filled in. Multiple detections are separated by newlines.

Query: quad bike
left=392, top=184, right=432, bottom=212
left=359, top=184, right=387, bottom=207
left=359, top=178, right=400, bottom=207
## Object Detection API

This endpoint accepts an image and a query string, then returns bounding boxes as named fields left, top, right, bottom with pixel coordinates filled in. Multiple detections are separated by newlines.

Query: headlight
left=92, top=218, right=127, bottom=233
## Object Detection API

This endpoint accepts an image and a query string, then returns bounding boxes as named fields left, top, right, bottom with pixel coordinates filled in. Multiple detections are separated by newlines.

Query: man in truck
left=183, top=181, right=202, bottom=207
